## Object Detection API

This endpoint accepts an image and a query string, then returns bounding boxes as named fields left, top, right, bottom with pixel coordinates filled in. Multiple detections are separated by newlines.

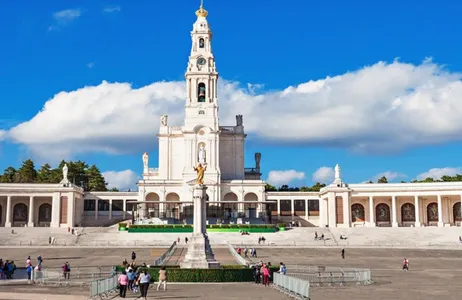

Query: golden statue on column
left=194, top=163, right=206, bottom=185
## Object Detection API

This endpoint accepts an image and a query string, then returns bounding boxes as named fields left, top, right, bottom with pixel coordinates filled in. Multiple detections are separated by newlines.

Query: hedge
left=127, top=224, right=275, bottom=229
left=116, top=265, right=279, bottom=282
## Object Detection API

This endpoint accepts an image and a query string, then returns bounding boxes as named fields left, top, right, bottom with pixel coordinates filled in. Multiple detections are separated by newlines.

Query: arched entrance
left=13, top=203, right=28, bottom=223
left=145, top=192, right=160, bottom=218
left=244, top=192, right=258, bottom=218
left=38, top=203, right=52, bottom=223
left=427, top=202, right=438, bottom=222
left=223, top=192, right=238, bottom=219
left=351, top=203, right=365, bottom=222
left=401, top=203, right=416, bottom=222
left=453, top=202, right=461, bottom=223
left=375, top=203, right=391, bottom=224
left=165, top=193, right=180, bottom=219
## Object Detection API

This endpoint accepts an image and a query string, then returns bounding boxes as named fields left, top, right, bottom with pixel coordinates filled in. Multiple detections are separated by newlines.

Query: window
left=199, top=38, right=205, bottom=48
left=112, top=200, right=124, bottom=211
left=84, top=200, right=95, bottom=211
left=98, top=200, right=110, bottom=211
left=198, top=83, right=206, bottom=102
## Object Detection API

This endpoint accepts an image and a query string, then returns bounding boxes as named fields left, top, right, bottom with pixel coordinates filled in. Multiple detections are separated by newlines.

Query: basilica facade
left=0, top=4, right=460, bottom=228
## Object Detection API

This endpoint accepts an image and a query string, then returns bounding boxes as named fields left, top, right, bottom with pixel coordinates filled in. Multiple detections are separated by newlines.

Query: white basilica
left=0, top=3, right=460, bottom=228
left=135, top=4, right=267, bottom=222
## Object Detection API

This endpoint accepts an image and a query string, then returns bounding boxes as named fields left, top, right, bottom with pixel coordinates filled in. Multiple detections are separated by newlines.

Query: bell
left=199, top=89, right=205, bottom=97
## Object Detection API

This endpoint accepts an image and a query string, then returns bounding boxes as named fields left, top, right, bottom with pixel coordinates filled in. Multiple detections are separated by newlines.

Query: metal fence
left=89, top=275, right=119, bottom=299
left=227, top=242, right=250, bottom=266
left=33, top=266, right=114, bottom=286
left=155, top=241, right=177, bottom=266
left=286, top=265, right=372, bottom=286
left=272, top=273, right=310, bottom=300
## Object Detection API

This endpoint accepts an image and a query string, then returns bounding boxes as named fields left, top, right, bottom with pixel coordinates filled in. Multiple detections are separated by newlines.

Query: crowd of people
left=0, top=259, right=17, bottom=279
left=119, top=251, right=167, bottom=299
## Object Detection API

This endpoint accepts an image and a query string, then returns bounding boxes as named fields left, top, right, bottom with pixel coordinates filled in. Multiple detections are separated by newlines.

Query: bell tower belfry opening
left=184, top=1, right=219, bottom=131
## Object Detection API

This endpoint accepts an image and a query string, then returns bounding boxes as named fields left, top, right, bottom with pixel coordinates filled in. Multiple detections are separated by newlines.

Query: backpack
left=65, top=264, right=70, bottom=272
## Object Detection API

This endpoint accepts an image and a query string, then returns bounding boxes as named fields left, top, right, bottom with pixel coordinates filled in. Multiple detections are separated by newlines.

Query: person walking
left=118, top=270, right=128, bottom=298
left=403, top=258, right=409, bottom=271
left=131, top=251, right=136, bottom=262
left=262, top=264, right=270, bottom=287
left=138, top=269, right=151, bottom=299
left=341, top=248, right=345, bottom=259
left=157, top=267, right=167, bottom=291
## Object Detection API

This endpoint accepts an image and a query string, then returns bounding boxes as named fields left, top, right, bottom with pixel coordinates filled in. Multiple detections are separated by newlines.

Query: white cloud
left=312, top=167, right=334, bottom=183
left=6, top=59, right=462, bottom=159
left=371, top=171, right=407, bottom=182
left=416, top=167, right=462, bottom=180
left=102, top=169, right=139, bottom=191
left=87, top=62, right=94, bottom=69
left=0, top=130, right=5, bottom=141
left=267, top=170, right=305, bottom=186
left=103, top=5, right=121, bottom=13
left=49, top=9, right=81, bottom=31
left=53, top=9, right=81, bottom=23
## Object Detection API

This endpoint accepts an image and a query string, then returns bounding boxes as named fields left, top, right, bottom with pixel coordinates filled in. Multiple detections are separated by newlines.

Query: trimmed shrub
left=116, top=265, right=278, bottom=282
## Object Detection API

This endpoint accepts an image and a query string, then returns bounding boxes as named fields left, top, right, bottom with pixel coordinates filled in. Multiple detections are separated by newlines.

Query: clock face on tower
left=197, top=58, right=206, bottom=66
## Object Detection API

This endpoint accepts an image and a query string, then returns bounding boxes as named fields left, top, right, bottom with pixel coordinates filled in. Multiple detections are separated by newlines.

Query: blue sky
left=1, top=0, right=462, bottom=189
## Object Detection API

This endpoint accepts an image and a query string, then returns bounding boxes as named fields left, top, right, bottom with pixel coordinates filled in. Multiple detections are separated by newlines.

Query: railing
left=33, top=266, right=114, bottom=286
left=219, top=126, right=235, bottom=133
left=154, top=241, right=177, bottom=266
left=244, top=168, right=259, bottom=173
left=89, top=275, right=119, bottom=299
left=226, top=242, right=250, bottom=267
left=286, top=265, right=373, bottom=286
left=272, top=273, right=310, bottom=299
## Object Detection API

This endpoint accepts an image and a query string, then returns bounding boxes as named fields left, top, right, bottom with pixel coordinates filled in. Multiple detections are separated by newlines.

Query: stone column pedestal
left=180, top=184, right=220, bottom=269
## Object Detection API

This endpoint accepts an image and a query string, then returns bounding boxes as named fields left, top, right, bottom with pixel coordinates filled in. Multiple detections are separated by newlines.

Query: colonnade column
left=94, top=199, right=99, bottom=220
left=28, top=196, right=35, bottom=227
left=391, top=196, right=398, bottom=227
left=277, top=199, right=281, bottom=216
left=368, top=196, right=375, bottom=227
left=123, top=200, right=127, bottom=219
left=414, top=195, right=421, bottom=227
left=109, top=199, right=113, bottom=219
left=290, top=199, right=295, bottom=217
left=5, top=196, right=12, bottom=227
left=437, top=195, right=443, bottom=227
left=305, top=199, right=309, bottom=218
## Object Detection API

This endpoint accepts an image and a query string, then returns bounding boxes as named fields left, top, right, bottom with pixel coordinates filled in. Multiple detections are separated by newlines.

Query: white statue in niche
left=142, top=152, right=149, bottom=170
left=160, top=114, right=168, bottom=126
left=62, top=164, right=68, bottom=181
left=198, top=145, right=206, bottom=164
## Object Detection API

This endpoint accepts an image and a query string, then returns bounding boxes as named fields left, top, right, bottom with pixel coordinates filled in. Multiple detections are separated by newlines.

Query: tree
left=265, top=183, right=277, bottom=191
left=0, top=167, right=17, bottom=183
left=14, top=159, right=37, bottom=183
left=86, top=165, right=107, bottom=192
left=109, top=187, right=119, bottom=192
left=37, top=163, right=54, bottom=183
left=377, top=176, right=388, bottom=183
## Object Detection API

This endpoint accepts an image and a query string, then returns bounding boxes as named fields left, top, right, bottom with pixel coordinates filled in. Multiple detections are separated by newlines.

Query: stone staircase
left=0, top=227, right=78, bottom=246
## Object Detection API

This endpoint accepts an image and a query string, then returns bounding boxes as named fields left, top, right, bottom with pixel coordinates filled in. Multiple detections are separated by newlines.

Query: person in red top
left=261, top=264, right=271, bottom=287
left=402, top=258, right=409, bottom=271
left=118, top=270, right=129, bottom=298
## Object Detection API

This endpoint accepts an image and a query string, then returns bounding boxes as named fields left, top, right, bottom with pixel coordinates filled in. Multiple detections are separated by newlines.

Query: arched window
left=198, top=83, right=206, bottom=102
left=199, top=38, right=205, bottom=48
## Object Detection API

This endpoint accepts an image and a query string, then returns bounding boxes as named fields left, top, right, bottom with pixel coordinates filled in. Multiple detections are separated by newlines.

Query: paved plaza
left=1, top=247, right=461, bottom=299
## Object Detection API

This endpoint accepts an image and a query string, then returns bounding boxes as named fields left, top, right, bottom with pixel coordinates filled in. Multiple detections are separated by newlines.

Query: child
left=132, top=279, right=139, bottom=293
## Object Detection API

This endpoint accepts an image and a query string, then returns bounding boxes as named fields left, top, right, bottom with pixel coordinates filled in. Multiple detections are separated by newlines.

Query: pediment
left=186, top=178, right=216, bottom=185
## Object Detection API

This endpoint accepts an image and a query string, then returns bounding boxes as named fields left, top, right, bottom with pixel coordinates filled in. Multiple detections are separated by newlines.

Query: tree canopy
left=365, top=174, right=462, bottom=184
left=0, top=159, right=118, bottom=192
left=265, top=182, right=327, bottom=192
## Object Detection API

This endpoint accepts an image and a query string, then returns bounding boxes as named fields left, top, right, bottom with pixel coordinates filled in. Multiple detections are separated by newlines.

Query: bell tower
left=184, top=1, right=219, bottom=131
